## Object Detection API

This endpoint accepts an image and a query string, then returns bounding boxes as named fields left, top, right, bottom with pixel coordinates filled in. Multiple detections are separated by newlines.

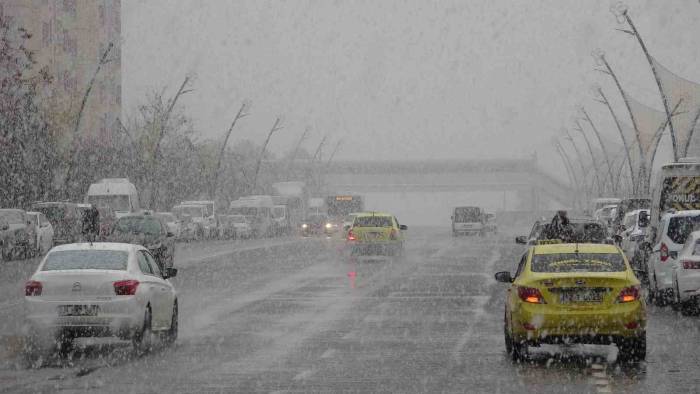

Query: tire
left=617, top=335, right=646, bottom=362
left=503, top=312, right=513, bottom=356
left=133, top=307, right=154, bottom=355
left=672, top=279, right=682, bottom=312
left=680, top=298, right=699, bottom=316
left=163, top=302, right=178, bottom=346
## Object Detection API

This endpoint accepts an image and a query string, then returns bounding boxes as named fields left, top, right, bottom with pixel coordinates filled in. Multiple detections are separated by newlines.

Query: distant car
left=346, top=212, right=407, bottom=257
left=618, top=209, right=649, bottom=271
left=23, top=243, right=178, bottom=363
left=26, top=211, right=54, bottom=255
left=155, top=212, right=182, bottom=240
left=221, top=214, right=252, bottom=240
left=31, top=202, right=81, bottom=245
left=173, top=204, right=206, bottom=241
left=0, top=209, right=35, bottom=260
left=646, top=210, right=700, bottom=305
left=300, top=214, right=329, bottom=237
left=109, top=213, right=176, bottom=270
left=672, top=230, right=700, bottom=315
left=495, top=243, right=646, bottom=362
left=96, top=205, right=117, bottom=240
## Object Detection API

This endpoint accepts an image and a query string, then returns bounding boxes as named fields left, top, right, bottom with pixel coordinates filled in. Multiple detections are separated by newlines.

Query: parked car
left=26, top=211, right=54, bottom=255
left=23, top=242, right=178, bottom=364
left=155, top=212, right=182, bottom=240
left=31, top=202, right=81, bottom=245
left=647, top=210, right=700, bottom=305
left=96, top=205, right=117, bottom=239
left=230, top=214, right=253, bottom=239
left=109, top=213, right=176, bottom=270
left=0, top=209, right=36, bottom=260
left=672, top=230, right=700, bottom=315
left=173, top=204, right=206, bottom=241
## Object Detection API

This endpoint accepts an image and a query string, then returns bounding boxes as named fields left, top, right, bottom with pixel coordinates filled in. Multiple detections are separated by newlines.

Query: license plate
left=559, top=290, right=604, bottom=303
left=57, top=305, right=99, bottom=317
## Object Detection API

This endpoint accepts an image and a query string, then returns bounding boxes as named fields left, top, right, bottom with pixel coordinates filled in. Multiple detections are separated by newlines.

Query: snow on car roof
left=50, top=242, right=142, bottom=252
left=533, top=243, right=619, bottom=255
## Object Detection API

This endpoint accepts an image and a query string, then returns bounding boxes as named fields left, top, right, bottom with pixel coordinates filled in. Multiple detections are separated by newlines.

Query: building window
left=42, top=22, right=51, bottom=46
left=63, top=0, right=77, bottom=17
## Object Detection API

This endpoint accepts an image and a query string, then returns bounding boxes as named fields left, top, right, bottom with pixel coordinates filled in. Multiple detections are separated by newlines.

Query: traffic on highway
left=2, top=1, right=700, bottom=393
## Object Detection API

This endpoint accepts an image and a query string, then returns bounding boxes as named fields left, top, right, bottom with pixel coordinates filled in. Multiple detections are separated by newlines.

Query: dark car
left=516, top=217, right=611, bottom=245
left=31, top=202, right=81, bottom=245
left=0, top=209, right=36, bottom=260
left=300, top=214, right=329, bottom=236
left=109, top=213, right=176, bottom=269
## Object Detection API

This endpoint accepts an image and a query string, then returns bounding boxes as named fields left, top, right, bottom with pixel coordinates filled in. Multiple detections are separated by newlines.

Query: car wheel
left=511, top=338, right=528, bottom=362
left=672, top=279, right=682, bottom=311
left=133, top=307, right=154, bottom=356
left=163, top=301, right=178, bottom=346
left=617, top=334, right=646, bottom=362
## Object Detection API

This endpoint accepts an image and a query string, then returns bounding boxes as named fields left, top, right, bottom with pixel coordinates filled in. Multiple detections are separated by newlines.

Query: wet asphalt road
left=1, top=228, right=700, bottom=393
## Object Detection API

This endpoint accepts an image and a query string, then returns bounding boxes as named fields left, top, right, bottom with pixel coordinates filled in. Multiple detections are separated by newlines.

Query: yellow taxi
left=346, top=212, right=407, bottom=256
left=495, top=243, right=646, bottom=362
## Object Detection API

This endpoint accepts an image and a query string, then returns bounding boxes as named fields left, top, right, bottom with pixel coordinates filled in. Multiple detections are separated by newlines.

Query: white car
left=230, top=215, right=253, bottom=239
left=23, top=243, right=178, bottom=363
left=672, top=230, right=700, bottom=315
left=619, top=209, right=649, bottom=270
left=647, top=210, right=700, bottom=305
left=26, top=211, right=54, bottom=255
left=155, top=212, right=182, bottom=240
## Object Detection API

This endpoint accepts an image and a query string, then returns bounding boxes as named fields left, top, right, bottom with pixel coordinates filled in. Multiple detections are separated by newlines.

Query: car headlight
left=302, top=223, right=308, bottom=229
left=325, top=223, right=333, bottom=229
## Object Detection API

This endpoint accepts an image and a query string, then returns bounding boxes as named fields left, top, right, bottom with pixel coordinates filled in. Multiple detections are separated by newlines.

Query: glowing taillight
left=347, top=230, right=356, bottom=241
left=683, top=260, right=700, bottom=269
left=517, top=286, right=546, bottom=304
left=25, top=280, right=42, bottom=296
left=617, top=286, right=640, bottom=303
left=113, top=280, right=139, bottom=296
left=660, top=243, right=669, bottom=262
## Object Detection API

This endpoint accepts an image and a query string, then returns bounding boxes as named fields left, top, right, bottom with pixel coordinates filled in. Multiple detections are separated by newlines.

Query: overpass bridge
left=321, top=158, right=575, bottom=211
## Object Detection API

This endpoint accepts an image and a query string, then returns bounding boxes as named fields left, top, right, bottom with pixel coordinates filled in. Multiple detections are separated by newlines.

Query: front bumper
left=511, top=301, right=646, bottom=343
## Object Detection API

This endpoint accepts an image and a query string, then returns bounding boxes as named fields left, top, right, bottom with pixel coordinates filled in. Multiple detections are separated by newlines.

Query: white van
left=85, top=178, right=139, bottom=218
left=229, top=195, right=274, bottom=238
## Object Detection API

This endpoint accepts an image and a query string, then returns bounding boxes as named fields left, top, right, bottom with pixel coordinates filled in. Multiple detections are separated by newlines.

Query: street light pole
left=593, top=86, right=637, bottom=194
left=573, top=121, right=606, bottom=194
left=563, top=130, right=601, bottom=197
left=554, top=140, right=582, bottom=209
left=580, top=106, right=617, bottom=194
left=251, top=117, right=283, bottom=193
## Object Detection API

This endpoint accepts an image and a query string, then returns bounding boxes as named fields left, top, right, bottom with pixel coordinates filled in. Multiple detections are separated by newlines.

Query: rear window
left=454, top=207, right=481, bottom=222
left=667, top=215, right=700, bottom=244
left=531, top=253, right=626, bottom=273
left=114, top=217, right=162, bottom=236
left=354, top=216, right=392, bottom=227
left=0, top=211, right=24, bottom=224
left=42, top=250, right=129, bottom=271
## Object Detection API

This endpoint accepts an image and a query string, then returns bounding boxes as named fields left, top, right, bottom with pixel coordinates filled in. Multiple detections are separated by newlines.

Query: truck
left=85, top=178, right=140, bottom=218
left=229, top=195, right=275, bottom=238
left=271, top=181, right=308, bottom=229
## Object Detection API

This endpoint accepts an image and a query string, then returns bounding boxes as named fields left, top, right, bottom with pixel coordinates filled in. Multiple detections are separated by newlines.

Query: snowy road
left=1, top=228, right=700, bottom=393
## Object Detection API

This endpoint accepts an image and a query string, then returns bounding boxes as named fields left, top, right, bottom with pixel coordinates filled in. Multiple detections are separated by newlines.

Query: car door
left=136, top=250, right=166, bottom=329
left=506, top=251, right=530, bottom=327
left=40, top=213, right=54, bottom=251
left=651, top=217, right=668, bottom=286
left=143, top=250, right=173, bottom=329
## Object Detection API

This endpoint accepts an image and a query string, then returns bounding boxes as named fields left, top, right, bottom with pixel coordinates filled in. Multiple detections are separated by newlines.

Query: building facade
left=1, top=0, right=121, bottom=145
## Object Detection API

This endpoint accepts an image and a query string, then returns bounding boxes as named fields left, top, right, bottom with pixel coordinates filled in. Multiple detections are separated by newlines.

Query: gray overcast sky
left=122, top=0, right=700, bottom=169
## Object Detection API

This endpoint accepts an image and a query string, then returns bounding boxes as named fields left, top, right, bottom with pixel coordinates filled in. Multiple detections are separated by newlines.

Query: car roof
left=661, top=209, right=700, bottom=219
left=355, top=211, right=392, bottom=217
left=532, top=243, right=620, bottom=255
left=0, top=208, right=24, bottom=214
left=50, top=242, right=141, bottom=252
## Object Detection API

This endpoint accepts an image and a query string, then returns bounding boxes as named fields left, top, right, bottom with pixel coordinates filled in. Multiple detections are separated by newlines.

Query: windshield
left=667, top=215, right=700, bottom=244
left=114, top=217, right=162, bottom=236
left=155, top=213, right=176, bottom=222
left=354, top=216, right=392, bottom=227
left=174, top=206, right=205, bottom=218
left=42, top=250, right=129, bottom=271
left=531, top=253, right=626, bottom=273
left=0, top=210, right=23, bottom=224
left=454, top=207, right=481, bottom=222
left=87, top=195, right=131, bottom=212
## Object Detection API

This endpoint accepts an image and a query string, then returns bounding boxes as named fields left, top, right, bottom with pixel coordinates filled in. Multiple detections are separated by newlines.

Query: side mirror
left=167, top=232, right=175, bottom=237
left=515, top=236, right=527, bottom=245
left=399, top=225, right=408, bottom=230
left=494, top=271, right=513, bottom=283
left=163, top=267, right=178, bottom=279
left=1, top=224, right=8, bottom=231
